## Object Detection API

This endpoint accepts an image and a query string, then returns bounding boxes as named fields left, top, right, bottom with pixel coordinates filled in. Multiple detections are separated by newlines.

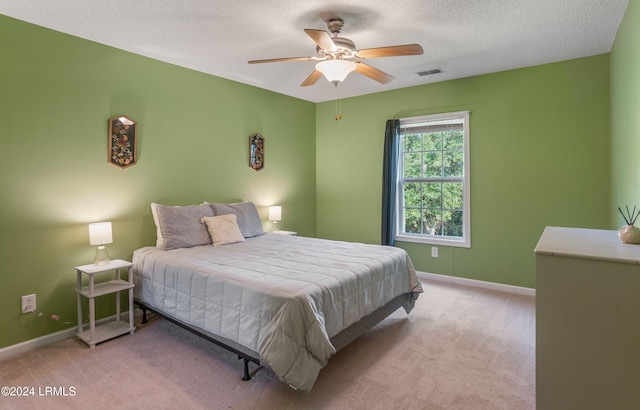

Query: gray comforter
left=132, top=233, right=422, bottom=391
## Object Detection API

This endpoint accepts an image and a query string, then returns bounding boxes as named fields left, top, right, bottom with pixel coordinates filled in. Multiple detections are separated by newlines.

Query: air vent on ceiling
left=417, top=68, right=444, bottom=76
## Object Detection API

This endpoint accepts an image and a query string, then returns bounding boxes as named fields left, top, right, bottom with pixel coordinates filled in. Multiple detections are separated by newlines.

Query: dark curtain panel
left=381, top=119, right=400, bottom=246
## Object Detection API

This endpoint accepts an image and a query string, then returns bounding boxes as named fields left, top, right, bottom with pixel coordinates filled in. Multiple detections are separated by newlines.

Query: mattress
left=132, top=233, right=423, bottom=391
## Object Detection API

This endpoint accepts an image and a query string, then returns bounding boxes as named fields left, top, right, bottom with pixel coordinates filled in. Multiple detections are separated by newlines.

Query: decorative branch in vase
left=618, top=205, right=640, bottom=244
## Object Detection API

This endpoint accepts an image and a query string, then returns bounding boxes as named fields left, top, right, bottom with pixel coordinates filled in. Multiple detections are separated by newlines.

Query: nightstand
left=272, top=230, right=297, bottom=236
left=75, top=259, right=136, bottom=348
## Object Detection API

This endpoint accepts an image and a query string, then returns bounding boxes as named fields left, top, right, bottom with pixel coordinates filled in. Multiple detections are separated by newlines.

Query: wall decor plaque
left=108, top=115, right=137, bottom=169
left=249, top=133, right=264, bottom=171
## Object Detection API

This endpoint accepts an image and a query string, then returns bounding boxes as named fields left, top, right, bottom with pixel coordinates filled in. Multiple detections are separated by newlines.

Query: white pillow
left=201, top=214, right=246, bottom=247
left=150, top=203, right=165, bottom=249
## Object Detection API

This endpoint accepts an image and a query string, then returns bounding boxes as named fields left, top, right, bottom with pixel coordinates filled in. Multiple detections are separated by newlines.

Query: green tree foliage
left=402, top=130, right=464, bottom=237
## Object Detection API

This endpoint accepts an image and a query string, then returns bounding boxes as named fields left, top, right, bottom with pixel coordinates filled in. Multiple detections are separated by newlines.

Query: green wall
left=611, top=0, right=640, bottom=226
left=316, top=55, right=611, bottom=288
left=0, top=16, right=316, bottom=349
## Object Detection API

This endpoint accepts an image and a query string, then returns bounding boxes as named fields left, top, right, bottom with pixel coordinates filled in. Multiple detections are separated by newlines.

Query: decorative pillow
left=209, top=201, right=264, bottom=238
left=201, top=214, right=246, bottom=247
left=152, top=203, right=214, bottom=250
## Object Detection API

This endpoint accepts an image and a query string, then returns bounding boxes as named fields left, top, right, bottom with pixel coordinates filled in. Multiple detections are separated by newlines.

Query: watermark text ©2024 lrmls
left=2, top=386, right=76, bottom=397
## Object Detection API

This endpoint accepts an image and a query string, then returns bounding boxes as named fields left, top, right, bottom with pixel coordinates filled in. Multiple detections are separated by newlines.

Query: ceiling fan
left=248, top=18, right=423, bottom=87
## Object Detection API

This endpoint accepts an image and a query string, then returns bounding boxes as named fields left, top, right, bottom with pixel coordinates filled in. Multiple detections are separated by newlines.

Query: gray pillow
left=154, top=203, right=214, bottom=250
left=209, top=202, right=264, bottom=238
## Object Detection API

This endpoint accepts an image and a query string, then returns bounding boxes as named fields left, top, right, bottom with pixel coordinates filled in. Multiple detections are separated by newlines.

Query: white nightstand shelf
left=76, top=259, right=135, bottom=348
left=77, top=320, right=133, bottom=347
left=272, top=230, right=297, bottom=236
left=77, top=279, right=131, bottom=298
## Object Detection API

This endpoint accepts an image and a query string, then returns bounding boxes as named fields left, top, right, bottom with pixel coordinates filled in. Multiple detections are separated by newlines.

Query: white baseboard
left=0, top=326, right=77, bottom=362
left=417, top=271, right=536, bottom=297
left=0, top=310, right=142, bottom=362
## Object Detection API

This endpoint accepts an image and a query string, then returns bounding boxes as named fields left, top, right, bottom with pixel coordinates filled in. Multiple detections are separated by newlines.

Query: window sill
left=395, top=234, right=470, bottom=248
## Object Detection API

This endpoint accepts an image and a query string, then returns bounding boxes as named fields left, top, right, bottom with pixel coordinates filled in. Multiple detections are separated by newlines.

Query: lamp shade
left=89, top=222, right=113, bottom=245
left=269, top=206, right=282, bottom=222
left=315, top=60, right=356, bottom=84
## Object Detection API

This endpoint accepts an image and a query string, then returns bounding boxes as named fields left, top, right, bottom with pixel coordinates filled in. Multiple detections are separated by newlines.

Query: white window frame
left=395, top=111, right=470, bottom=248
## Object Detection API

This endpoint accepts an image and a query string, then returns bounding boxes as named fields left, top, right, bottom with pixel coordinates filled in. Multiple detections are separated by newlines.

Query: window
left=395, top=111, right=470, bottom=247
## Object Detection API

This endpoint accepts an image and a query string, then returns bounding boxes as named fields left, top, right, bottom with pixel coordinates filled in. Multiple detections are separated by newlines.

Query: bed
left=132, top=202, right=423, bottom=391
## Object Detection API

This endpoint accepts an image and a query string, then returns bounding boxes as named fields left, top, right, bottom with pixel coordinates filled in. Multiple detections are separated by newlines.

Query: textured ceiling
left=0, top=0, right=629, bottom=103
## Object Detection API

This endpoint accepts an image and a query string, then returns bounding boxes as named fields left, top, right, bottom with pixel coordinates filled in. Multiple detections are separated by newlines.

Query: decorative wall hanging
left=108, top=115, right=137, bottom=169
left=249, top=133, right=264, bottom=171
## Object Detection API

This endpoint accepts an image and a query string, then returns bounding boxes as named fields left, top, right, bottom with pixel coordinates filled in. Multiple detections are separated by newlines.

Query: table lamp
left=89, top=222, right=112, bottom=265
left=269, top=206, right=282, bottom=232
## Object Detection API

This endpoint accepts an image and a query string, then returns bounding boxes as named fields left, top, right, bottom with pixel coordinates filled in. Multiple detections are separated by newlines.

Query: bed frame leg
left=240, top=356, right=251, bottom=381
left=141, top=308, right=148, bottom=324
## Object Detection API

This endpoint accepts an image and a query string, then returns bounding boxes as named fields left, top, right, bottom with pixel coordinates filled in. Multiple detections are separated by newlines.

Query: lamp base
left=272, top=221, right=280, bottom=232
left=94, top=245, right=110, bottom=266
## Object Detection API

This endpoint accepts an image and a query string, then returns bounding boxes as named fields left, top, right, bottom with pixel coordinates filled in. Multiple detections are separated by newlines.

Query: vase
left=618, top=224, right=640, bottom=244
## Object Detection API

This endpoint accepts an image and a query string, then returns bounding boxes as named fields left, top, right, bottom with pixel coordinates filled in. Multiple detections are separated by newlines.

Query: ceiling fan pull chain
left=335, top=85, right=343, bottom=121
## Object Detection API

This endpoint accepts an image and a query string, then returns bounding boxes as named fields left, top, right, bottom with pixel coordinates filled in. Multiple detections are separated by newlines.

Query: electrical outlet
left=431, top=247, right=439, bottom=258
left=21, top=294, right=36, bottom=313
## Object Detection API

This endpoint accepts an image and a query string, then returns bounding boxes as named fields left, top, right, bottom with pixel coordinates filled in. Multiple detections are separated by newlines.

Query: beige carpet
left=0, top=279, right=535, bottom=409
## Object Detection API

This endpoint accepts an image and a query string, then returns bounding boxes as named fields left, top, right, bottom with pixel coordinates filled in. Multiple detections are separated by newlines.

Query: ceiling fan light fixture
left=315, top=60, right=356, bottom=84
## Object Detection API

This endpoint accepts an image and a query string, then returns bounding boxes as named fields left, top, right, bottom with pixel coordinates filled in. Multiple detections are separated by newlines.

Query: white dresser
left=535, top=227, right=640, bottom=409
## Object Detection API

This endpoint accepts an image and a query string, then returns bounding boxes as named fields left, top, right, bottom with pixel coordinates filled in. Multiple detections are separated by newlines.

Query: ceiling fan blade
left=354, top=62, right=395, bottom=84
left=355, top=44, right=424, bottom=59
left=248, top=56, right=316, bottom=64
left=301, top=70, right=324, bottom=87
left=304, top=29, right=338, bottom=53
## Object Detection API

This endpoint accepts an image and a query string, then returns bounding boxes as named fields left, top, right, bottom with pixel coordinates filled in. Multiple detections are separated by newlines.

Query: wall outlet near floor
left=21, top=294, right=36, bottom=313
left=431, top=247, right=439, bottom=258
